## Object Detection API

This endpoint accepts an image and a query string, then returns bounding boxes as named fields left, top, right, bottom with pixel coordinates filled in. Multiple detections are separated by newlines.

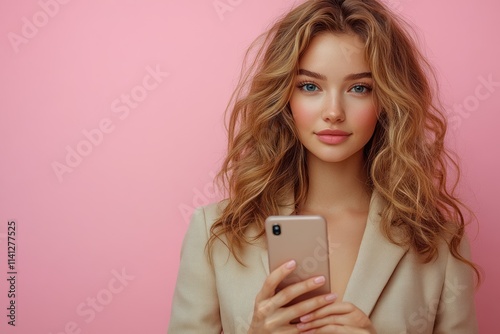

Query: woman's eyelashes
left=296, top=81, right=373, bottom=95
left=349, top=83, right=373, bottom=94
left=297, top=81, right=320, bottom=92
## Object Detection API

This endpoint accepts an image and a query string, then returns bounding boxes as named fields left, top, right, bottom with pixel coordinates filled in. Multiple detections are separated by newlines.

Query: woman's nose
left=321, top=95, right=345, bottom=123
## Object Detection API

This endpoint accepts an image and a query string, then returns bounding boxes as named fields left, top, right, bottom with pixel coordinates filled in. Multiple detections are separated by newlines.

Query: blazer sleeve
left=168, top=207, right=222, bottom=334
left=433, top=236, right=478, bottom=333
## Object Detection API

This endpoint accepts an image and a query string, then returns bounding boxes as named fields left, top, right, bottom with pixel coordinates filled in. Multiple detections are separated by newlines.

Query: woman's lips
left=315, top=129, right=351, bottom=144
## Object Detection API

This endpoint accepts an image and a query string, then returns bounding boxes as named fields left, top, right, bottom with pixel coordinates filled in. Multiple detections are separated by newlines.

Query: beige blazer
left=168, top=192, right=478, bottom=333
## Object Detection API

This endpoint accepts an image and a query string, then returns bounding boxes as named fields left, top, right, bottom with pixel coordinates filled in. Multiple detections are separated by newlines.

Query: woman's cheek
left=290, top=99, right=317, bottom=129
left=354, top=105, right=378, bottom=129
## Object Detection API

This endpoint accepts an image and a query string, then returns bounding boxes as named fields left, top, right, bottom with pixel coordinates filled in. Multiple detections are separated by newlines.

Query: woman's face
left=289, top=32, right=378, bottom=165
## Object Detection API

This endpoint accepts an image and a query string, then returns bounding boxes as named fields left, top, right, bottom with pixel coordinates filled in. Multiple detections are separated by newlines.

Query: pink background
left=0, top=0, right=498, bottom=333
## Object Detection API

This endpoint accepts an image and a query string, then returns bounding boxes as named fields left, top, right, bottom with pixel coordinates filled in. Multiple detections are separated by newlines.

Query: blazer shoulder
left=189, top=200, right=228, bottom=233
left=169, top=201, right=228, bottom=333
left=432, top=233, right=478, bottom=333
left=200, top=200, right=228, bottom=221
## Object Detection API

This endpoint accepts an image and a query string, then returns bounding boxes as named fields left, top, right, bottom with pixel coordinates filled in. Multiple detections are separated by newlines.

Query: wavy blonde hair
left=208, top=0, right=480, bottom=280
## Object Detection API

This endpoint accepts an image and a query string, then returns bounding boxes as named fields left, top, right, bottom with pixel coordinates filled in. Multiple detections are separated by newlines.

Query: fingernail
left=286, top=260, right=296, bottom=269
left=313, top=276, right=325, bottom=284
left=296, top=323, right=306, bottom=330
left=325, top=293, right=337, bottom=301
left=300, top=314, right=312, bottom=322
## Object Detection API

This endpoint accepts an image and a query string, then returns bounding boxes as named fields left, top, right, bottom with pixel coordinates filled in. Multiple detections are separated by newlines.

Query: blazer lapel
left=342, top=192, right=408, bottom=316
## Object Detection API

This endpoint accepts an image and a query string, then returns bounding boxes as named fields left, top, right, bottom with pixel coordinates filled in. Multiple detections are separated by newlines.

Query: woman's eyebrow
left=297, top=69, right=327, bottom=80
left=344, top=72, right=372, bottom=81
left=297, top=69, right=372, bottom=81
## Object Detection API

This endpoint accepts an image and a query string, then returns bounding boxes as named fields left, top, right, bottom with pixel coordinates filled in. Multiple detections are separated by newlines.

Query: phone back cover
left=265, top=215, right=331, bottom=305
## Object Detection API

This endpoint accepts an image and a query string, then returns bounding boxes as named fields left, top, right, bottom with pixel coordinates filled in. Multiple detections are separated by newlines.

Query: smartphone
left=265, top=215, right=331, bottom=307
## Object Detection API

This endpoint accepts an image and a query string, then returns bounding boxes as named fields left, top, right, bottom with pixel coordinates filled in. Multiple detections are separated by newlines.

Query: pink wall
left=0, top=0, right=498, bottom=333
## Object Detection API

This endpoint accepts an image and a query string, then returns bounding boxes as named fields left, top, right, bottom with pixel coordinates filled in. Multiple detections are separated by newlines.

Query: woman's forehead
left=298, top=33, right=369, bottom=79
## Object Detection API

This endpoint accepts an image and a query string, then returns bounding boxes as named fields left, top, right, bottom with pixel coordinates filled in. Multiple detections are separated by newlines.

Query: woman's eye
left=300, top=83, right=319, bottom=92
left=350, top=85, right=371, bottom=94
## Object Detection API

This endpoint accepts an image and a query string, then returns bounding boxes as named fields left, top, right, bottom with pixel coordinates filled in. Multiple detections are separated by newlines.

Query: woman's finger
left=299, top=301, right=357, bottom=323
left=256, top=260, right=297, bottom=301
left=296, top=302, right=375, bottom=333
left=280, top=290, right=338, bottom=322
left=301, top=325, right=371, bottom=334
left=272, top=274, right=329, bottom=308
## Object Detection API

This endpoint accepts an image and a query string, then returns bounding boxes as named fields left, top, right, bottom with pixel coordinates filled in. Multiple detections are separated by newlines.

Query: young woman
left=168, top=0, right=480, bottom=333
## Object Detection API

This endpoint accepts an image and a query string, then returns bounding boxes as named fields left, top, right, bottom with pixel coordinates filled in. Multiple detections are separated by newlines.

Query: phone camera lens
left=272, top=224, right=281, bottom=235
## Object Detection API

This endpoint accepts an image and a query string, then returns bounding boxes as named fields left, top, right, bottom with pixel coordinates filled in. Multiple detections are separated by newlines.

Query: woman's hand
left=295, top=302, right=377, bottom=334
left=248, top=260, right=338, bottom=334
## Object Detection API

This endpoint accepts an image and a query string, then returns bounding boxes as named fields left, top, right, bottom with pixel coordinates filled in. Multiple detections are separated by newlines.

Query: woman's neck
left=298, top=152, right=372, bottom=216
